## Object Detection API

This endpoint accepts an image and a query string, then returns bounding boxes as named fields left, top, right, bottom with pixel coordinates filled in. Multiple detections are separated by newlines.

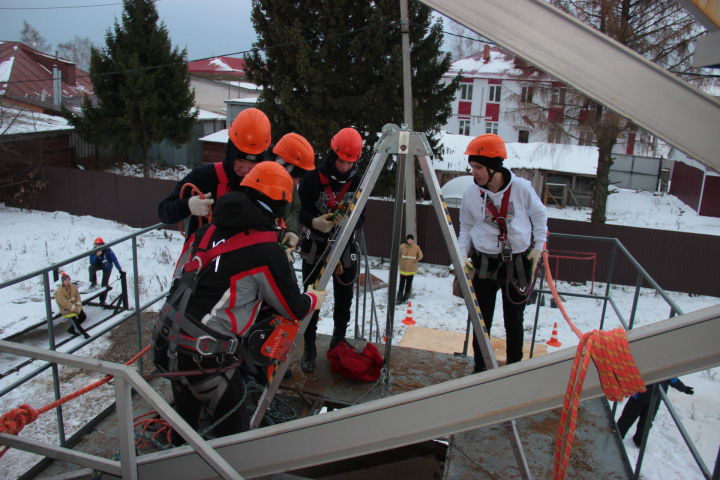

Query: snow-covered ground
left=0, top=187, right=719, bottom=479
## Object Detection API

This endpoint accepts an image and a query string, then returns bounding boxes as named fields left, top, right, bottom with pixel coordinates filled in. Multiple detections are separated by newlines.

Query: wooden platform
left=398, top=325, right=547, bottom=364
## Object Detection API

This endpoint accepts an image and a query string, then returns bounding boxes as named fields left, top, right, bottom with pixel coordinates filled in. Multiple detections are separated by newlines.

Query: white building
left=441, top=44, right=654, bottom=156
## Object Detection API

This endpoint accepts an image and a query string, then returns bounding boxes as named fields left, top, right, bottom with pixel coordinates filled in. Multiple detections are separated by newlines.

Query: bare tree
left=57, top=36, right=93, bottom=71
left=543, top=0, right=710, bottom=223
left=443, top=16, right=487, bottom=61
left=20, top=20, right=51, bottom=54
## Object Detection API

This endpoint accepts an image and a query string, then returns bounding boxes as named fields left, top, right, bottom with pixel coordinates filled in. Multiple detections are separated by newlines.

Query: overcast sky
left=0, top=0, right=256, bottom=61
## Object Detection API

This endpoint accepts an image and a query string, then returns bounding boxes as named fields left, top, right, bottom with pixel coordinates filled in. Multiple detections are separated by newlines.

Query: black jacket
left=158, top=142, right=267, bottom=236
left=184, top=191, right=319, bottom=338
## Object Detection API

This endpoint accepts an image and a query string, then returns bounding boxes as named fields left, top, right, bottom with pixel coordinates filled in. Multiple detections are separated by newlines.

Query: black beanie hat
left=468, top=155, right=503, bottom=171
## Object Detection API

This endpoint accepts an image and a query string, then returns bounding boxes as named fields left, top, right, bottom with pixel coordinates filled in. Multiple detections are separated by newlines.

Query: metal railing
left=528, top=233, right=717, bottom=480
left=0, top=225, right=716, bottom=479
left=0, top=223, right=239, bottom=479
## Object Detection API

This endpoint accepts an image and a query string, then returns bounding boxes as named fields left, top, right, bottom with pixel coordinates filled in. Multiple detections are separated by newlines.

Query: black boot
left=301, top=344, right=316, bottom=373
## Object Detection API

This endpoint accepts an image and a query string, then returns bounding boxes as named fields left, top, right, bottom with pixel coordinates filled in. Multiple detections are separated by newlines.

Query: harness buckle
left=501, top=242, right=512, bottom=263
left=195, top=335, right=217, bottom=356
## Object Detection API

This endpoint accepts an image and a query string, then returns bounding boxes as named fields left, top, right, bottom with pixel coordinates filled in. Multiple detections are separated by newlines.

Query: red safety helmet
left=273, top=133, right=315, bottom=171
left=240, top=161, right=293, bottom=202
left=94, top=237, right=104, bottom=245
left=330, top=127, right=363, bottom=162
left=464, top=134, right=507, bottom=159
left=228, top=108, right=272, bottom=155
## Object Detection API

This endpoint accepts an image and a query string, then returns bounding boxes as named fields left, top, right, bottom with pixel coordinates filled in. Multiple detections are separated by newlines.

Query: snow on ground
left=0, top=188, right=719, bottom=479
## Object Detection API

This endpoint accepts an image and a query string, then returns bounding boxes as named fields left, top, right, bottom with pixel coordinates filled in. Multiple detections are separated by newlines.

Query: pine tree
left=244, top=0, right=459, bottom=196
left=66, top=0, right=196, bottom=178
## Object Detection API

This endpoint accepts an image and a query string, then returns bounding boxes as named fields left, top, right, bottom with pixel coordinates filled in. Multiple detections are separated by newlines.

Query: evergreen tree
left=244, top=0, right=459, bottom=196
left=66, top=0, right=196, bottom=178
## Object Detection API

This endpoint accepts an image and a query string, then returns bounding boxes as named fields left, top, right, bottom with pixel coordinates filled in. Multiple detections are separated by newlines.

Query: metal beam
left=136, top=305, right=720, bottom=479
left=421, top=0, right=720, bottom=172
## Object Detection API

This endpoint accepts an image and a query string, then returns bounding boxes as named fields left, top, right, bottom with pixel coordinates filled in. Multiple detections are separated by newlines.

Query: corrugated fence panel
left=27, top=168, right=720, bottom=297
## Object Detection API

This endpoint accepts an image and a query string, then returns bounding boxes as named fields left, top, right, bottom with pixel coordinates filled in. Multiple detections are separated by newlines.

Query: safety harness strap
left=184, top=229, right=278, bottom=273
left=214, top=162, right=230, bottom=199
left=319, top=171, right=352, bottom=211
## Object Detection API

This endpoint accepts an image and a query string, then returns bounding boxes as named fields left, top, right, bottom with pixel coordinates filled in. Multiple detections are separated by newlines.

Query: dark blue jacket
left=89, top=247, right=122, bottom=272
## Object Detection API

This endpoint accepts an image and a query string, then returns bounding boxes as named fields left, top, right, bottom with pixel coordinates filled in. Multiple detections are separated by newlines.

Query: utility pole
left=400, top=0, right=417, bottom=239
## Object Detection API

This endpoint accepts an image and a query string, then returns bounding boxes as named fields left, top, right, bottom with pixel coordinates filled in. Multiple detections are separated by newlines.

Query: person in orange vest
left=158, top=108, right=272, bottom=237
left=397, top=234, right=423, bottom=304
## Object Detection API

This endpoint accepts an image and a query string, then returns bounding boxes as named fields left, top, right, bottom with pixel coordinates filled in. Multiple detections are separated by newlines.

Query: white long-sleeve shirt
left=459, top=170, right=547, bottom=256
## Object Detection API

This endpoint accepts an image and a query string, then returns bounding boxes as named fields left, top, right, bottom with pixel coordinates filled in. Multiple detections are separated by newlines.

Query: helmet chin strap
left=479, top=169, right=498, bottom=190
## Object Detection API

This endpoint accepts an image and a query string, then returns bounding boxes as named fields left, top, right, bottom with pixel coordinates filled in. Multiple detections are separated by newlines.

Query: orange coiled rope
left=0, top=344, right=152, bottom=458
left=541, top=249, right=646, bottom=480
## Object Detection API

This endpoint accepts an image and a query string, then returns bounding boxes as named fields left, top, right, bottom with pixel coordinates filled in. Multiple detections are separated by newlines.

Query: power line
left=0, top=2, right=135, bottom=10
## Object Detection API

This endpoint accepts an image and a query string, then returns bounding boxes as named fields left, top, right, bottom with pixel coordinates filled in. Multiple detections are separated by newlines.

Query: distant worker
left=88, top=237, right=124, bottom=305
left=458, top=134, right=547, bottom=373
left=152, top=162, right=327, bottom=440
left=298, top=127, right=364, bottom=373
left=271, top=132, right=316, bottom=263
left=397, top=234, right=423, bottom=304
left=158, top=108, right=272, bottom=237
left=616, top=378, right=694, bottom=447
left=55, top=272, right=90, bottom=339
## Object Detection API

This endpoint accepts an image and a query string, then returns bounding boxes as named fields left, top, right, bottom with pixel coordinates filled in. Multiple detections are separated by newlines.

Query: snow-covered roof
left=668, top=147, right=720, bottom=177
left=194, top=108, right=225, bottom=120
left=0, top=106, right=72, bottom=135
left=219, top=80, right=261, bottom=91
left=187, top=56, right=246, bottom=77
left=200, top=128, right=228, bottom=143
left=434, top=132, right=599, bottom=176
left=447, top=44, right=552, bottom=82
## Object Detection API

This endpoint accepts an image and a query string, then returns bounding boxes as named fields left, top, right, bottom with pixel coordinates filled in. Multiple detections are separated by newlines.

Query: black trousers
left=89, top=265, right=111, bottom=302
left=471, top=274, right=527, bottom=372
left=397, top=274, right=414, bottom=302
left=302, top=257, right=357, bottom=346
left=169, top=353, right=248, bottom=444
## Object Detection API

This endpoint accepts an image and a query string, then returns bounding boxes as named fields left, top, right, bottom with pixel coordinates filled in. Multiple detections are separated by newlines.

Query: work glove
left=188, top=193, right=214, bottom=216
left=463, top=256, right=475, bottom=272
left=681, top=385, right=694, bottom=395
left=308, top=286, right=329, bottom=311
left=282, top=232, right=299, bottom=250
left=527, top=249, right=541, bottom=277
left=311, top=213, right=336, bottom=234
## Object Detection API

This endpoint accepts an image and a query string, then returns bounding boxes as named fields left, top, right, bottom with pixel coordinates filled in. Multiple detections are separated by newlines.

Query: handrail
left=0, top=339, right=242, bottom=480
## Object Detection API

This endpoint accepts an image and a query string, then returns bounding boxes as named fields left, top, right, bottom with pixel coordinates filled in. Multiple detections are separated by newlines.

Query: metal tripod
left=249, top=123, right=533, bottom=479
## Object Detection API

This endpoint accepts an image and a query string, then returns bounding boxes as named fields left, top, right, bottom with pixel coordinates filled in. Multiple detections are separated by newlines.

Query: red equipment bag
left=327, top=339, right=384, bottom=382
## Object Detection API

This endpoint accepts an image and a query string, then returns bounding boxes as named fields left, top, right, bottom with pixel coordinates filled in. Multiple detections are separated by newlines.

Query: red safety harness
left=483, top=185, right=513, bottom=261
left=319, top=172, right=352, bottom=211
left=213, top=162, right=231, bottom=199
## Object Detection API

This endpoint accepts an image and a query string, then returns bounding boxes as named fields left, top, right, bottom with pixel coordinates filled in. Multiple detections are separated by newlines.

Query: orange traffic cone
left=402, top=301, right=416, bottom=325
left=546, top=321, right=562, bottom=347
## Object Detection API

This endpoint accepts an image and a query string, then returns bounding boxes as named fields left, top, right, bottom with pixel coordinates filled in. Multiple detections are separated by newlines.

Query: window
left=550, top=86, right=566, bottom=105
left=547, top=125, right=563, bottom=144
left=459, top=119, right=471, bottom=136
left=578, top=129, right=594, bottom=146
left=521, top=86, right=534, bottom=104
left=488, top=85, right=501, bottom=103
left=485, top=121, right=498, bottom=135
left=460, top=83, right=473, bottom=101
left=518, top=130, right=529, bottom=143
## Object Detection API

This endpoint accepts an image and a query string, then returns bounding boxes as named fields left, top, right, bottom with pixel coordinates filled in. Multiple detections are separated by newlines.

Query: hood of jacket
left=212, top=190, right=276, bottom=233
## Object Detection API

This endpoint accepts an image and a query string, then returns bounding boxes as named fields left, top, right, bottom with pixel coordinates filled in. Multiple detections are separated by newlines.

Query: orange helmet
left=330, top=127, right=363, bottom=162
left=464, top=134, right=507, bottom=159
left=273, top=133, right=315, bottom=171
left=240, top=161, right=293, bottom=202
left=228, top=108, right=272, bottom=155
left=94, top=237, right=104, bottom=245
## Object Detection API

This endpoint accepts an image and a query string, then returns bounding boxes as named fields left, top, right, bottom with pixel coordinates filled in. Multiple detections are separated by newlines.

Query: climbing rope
left=541, top=249, right=646, bottom=480
left=178, top=182, right=212, bottom=237
left=0, top=344, right=152, bottom=458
